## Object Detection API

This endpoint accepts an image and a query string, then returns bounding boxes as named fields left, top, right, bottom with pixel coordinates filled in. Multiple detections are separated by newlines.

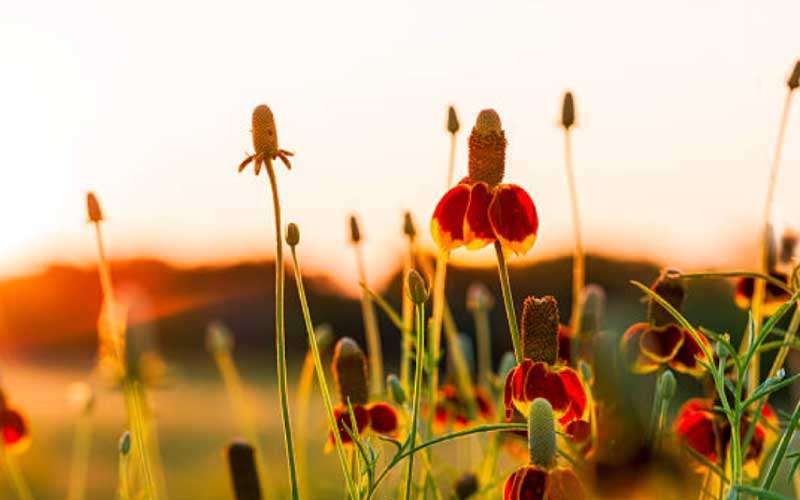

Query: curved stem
left=495, top=242, right=522, bottom=363
left=405, top=302, right=427, bottom=500
left=563, top=129, right=585, bottom=336
left=264, top=163, right=299, bottom=500
left=681, top=271, right=793, bottom=295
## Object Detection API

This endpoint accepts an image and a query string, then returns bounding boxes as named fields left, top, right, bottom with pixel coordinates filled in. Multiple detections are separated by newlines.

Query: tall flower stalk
left=66, top=383, right=94, bottom=500
left=237, top=105, right=298, bottom=499
left=746, top=60, right=799, bottom=394
left=561, top=91, right=586, bottom=336
left=446, top=105, right=460, bottom=186
left=350, top=215, right=385, bottom=396
left=404, top=270, right=429, bottom=499
left=86, top=192, right=160, bottom=500
left=400, top=212, right=417, bottom=391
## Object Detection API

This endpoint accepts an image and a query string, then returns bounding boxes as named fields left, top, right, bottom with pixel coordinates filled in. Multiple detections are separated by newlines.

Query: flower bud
left=314, top=323, right=334, bottom=351
left=86, top=192, right=103, bottom=223
left=226, top=440, right=262, bottom=500
left=406, top=269, right=429, bottom=305
left=349, top=215, right=361, bottom=244
left=561, top=91, right=575, bottom=129
left=206, top=321, right=234, bottom=354
left=466, top=282, right=495, bottom=312
left=119, top=431, right=131, bottom=456
left=285, top=223, right=300, bottom=247
left=403, top=211, right=417, bottom=240
left=453, top=472, right=479, bottom=499
left=468, top=109, right=506, bottom=186
left=528, top=398, right=556, bottom=468
left=387, top=374, right=406, bottom=405
left=252, top=104, right=278, bottom=158
left=657, top=369, right=676, bottom=401
left=788, top=60, right=800, bottom=90
left=332, top=337, right=369, bottom=406
left=521, top=296, right=560, bottom=365
left=647, top=269, right=685, bottom=327
left=447, top=106, right=460, bottom=134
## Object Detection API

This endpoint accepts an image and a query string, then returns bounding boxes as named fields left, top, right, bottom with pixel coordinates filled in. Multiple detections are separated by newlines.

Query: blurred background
left=2, top=0, right=800, bottom=498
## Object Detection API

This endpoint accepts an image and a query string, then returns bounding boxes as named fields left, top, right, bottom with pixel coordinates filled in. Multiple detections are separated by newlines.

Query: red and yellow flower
left=431, top=109, right=539, bottom=255
left=503, top=296, right=590, bottom=430
left=433, top=383, right=494, bottom=431
left=620, top=269, right=710, bottom=376
left=0, top=391, right=29, bottom=454
left=327, top=338, right=399, bottom=449
left=674, top=398, right=777, bottom=476
left=734, top=271, right=792, bottom=317
left=504, top=465, right=585, bottom=500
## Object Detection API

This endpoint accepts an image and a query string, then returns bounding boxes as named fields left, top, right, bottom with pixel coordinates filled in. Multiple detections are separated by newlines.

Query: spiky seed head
left=466, top=282, right=494, bottom=312
left=333, top=337, right=369, bottom=406
left=528, top=398, right=556, bottom=468
left=497, top=351, right=517, bottom=378
left=453, top=473, right=479, bottom=499
left=386, top=374, right=407, bottom=405
left=447, top=106, right=460, bottom=134
left=86, top=192, right=103, bottom=223
left=206, top=321, right=234, bottom=354
left=561, top=91, right=575, bottom=129
left=285, top=223, right=300, bottom=247
left=403, top=211, right=417, bottom=240
left=658, top=369, right=676, bottom=401
left=521, top=296, right=560, bottom=365
left=119, top=431, right=131, bottom=456
left=647, top=268, right=686, bottom=327
left=468, top=109, right=506, bottom=186
left=406, top=269, right=429, bottom=305
left=226, top=440, right=262, bottom=500
left=349, top=215, right=361, bottom=244
left=251, top=104, right=278, bottom=157
left=788, top=60, right=800, bottom=90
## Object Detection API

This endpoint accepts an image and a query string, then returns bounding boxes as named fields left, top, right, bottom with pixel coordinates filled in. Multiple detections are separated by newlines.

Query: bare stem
left=355, top=243, right=385, bottom=396
left=563, top=129, right=585, bottom=336
left=427, top=252, right=448, bottom=434
left=494, top=242, right=522, bottom=363
left=66, top=408, right=93, bottom=500
left=405, top=302, right=427, bottom=500
left=400, top=239, right=415, bottom=391
left=446, top=132, right=457, bottom=187
left=1, top=445, right=34, bottom=500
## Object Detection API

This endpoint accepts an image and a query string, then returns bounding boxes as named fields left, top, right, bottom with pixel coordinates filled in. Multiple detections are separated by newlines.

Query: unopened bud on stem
left=406, top=269, right=429, bottom=305
left=333, top=338, right=369, bottom=406
left=86, top=192, right=103, bottom=223
left=447, top=106, right=460, bottom=134
left=349, top=215, right=361, bottom=244
left=561, top=91, right=575, bottom=129
left=285, top=223, right=300, bottom=247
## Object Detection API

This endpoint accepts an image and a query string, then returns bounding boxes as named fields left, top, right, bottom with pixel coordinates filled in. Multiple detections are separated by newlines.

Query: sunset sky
left=2, top=0, right=799, bottom=292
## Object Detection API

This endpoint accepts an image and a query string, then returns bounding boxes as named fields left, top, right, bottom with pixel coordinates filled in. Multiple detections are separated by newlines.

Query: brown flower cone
left=332, top=337, right=369, bottom=406
left=521, top=296, right=560, bottom=365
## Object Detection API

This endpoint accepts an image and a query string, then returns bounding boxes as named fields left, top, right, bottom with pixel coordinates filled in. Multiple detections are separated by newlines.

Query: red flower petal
left=475, top=387, right=495, bottom=420
left=620, top=323, right=661, bottom=374
left=488, top=184, right=539, bottom=256
left=735, top=274, right=791, bottom=316
left=557, top=368, right=588, bottom=424
left=639, top=324, right=685, bottom=362
left=670, top=328, right=709, bottom=377
left=507, top=360, right=569, bottom=419
left=367, top=402, right=399, bottom=436
left=504, top=465, right=547, bottom=500
left=329, top=404, right=370, bottom=445
left=1, top=409, right=28, bottom=451
left=463, top=181, right=496, bottom=249
left=431, top=184, right=471, bottom=251
left=674, top=399, right=717, bottom=463
left=504, top=366, right=517, bottom=420
left=565, top=420, right=591, bottom=444
left=546, top=468, right=586, bottom=500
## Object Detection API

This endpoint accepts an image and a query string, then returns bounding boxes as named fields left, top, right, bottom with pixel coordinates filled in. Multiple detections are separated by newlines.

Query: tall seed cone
left=468, top=109, right=506, bottom=186
left=251, top=105, right=278, bottom=157
left=647, top=269, right=686, bottom=327
left=521, top=296, right=560, bottom=365
left=332, top=337, right=369, bottom=406
left=562, top=91, right=576, bottom=129
left=788, top=60, right=800, bottom=90
left=349, top=215, right=362, bottom=244
left=226, top=440, right=262, bottom=500
left=403, top=211, right=417, bottom=241
left=86, top=192, right=103, bottom=222
left=447, top=106, right=460, bottom=134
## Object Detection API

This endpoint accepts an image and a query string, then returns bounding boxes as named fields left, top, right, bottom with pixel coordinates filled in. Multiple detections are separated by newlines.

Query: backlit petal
left=488, top=184, right=539, bottom=256
left=620, top=323, right=661, bottom=374
left=674, top=399, right=717, bottom=464
left=504, top=465, right=547, bottom=500
left=640, top=324, right=684, bottom=362
left=463, top=181, right=496, bottom=249
left=431, top=184, right=471, bottom=251
left=546, top=468, right=586, bottom=500
left=1, top=409, right=29, bottom=454
left=669, top=328, right=709, bottom=377
left=367, top=402, right=399, bottom=436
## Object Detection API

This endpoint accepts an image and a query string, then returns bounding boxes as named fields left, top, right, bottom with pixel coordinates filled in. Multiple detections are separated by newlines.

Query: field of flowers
left=2, top=60, right=800, bottom=500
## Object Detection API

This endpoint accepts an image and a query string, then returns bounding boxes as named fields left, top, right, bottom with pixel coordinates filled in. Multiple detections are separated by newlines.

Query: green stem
left=495, top=242, right=522, bottom=363
left=123, top=379, right=157, bottom=500
left=264, top=164, right=299, bottom=500
left=427, top=253, right=448, bottom=435
left=401, top=240, right=415, bottom=391
left=289, top=247, right=358, bottom=499
left=355, top=243, right=385, bottom=396
left=768, top=303, right=800, bottom=379
left=760, top=396, right=800, bottom=489
left=405, top=302, right=427, bottom=500
left=473, top=307, right=492, bottom=390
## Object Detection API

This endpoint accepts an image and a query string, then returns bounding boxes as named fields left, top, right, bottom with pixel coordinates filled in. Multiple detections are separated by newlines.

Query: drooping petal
left=431, top=184, right=472, bottom=251
left=1, top=409, right=29, bottom=454
left=557, top=368, right=588, bottom=424
left=509, top=360, right=569, bottom=419
left=504, top=465, right=547, bottom=500
left=639, top=324, right=684, bottom=362
left=620, top=323, right=660, bottom=374
left=463, top=181, right=496, bottom=249
left=669, top=328, right=709, bottom=377
left=488, top=184, right=539, bottom=256
left=329, top=404, right=370, bottom=446
left=546, top=468, right=586, bottom=500
left=475, top=387, right=495, bottom=420
left=674, top=399, right=717, bottom=464
left=734, top=273, right=791, bottom=317
left=367, top=402, right=399, bottom=436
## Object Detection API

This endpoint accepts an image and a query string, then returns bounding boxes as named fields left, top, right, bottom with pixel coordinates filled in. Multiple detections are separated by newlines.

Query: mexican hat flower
left=431, top=109, right=539, bottom=255
left=620, top=269, right=710, bottom=376
left=238, top=104, right=294, bottom=175
left=433, top=383, right=494, bottom=431
left=0, top=391, right=29, bottom=454
left=674, top=398, right=777, bottom=476
left=504, top=398, right=586, bottom=500
left=503, top=296, right=589, bottom=429
left=327, top=338, right=399, bottom=449
left=735, top=226, right=797, bottom=315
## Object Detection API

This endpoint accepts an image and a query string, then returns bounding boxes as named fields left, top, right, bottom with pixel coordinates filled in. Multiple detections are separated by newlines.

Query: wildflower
left=620, top=269, right=710, bottom=376
left=0, top=391, right=29, bottom=454
left=504, top=399, right=586, bottom=500
left=238, top=104, right=294, bottom=175
left=503, top=297, right=589, bottom=429
left=328, top=338, right=399, bottom=449
left=433, top=383, right=494, bottom=431
left=431, top=109, right=539, bottom=255
left=734, top=227, right=796, bottom=315
left=674, top=398, right=777, bottom=476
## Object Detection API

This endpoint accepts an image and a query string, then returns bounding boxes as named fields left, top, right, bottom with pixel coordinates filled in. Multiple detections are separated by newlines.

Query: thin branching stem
left=405, top=301, right=427, bottom=500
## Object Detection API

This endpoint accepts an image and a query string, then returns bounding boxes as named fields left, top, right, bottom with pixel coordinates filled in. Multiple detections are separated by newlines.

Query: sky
left=1, top=0, right=800, bottom=292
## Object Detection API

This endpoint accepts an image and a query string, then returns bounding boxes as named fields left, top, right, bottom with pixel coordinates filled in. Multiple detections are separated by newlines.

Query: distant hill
left=0, top=255, right=748, bottom=367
